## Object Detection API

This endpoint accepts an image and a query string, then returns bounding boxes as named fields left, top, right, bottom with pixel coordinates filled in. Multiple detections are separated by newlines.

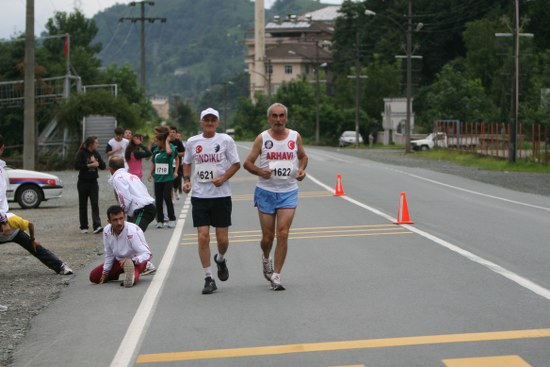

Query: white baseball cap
left=200, top=107, right=220, bottom=120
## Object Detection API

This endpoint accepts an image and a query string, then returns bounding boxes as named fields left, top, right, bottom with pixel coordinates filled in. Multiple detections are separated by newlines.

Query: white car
left=4, top=167, right=63, bottom=209
left=339, top=130, right=364, bottom=147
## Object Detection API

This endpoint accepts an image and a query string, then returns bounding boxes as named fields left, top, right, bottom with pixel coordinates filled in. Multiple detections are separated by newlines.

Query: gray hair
left=267, top=103, right=288, bottom=118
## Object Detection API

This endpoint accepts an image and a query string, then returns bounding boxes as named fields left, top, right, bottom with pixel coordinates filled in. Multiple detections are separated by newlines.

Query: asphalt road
left=11, top=144, right=550, bottom=367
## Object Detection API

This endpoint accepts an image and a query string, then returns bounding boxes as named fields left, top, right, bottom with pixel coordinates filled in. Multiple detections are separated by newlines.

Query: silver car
left=339, top=130, right=364, bottom=147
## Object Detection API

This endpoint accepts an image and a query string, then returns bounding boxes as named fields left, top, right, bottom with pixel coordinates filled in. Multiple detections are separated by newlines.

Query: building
left=381, top=98, right=415, bottom=145
left=245, top=6, right=339, bottom=101
left=151, top=96, right=170, bottom=120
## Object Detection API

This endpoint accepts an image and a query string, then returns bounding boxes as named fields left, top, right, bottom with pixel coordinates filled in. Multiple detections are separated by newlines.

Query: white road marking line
left=109, top=196, right=191, bottom=367
left=387, top=167, right=550, bottom=212
left=307, top=173, right=550, bottom=301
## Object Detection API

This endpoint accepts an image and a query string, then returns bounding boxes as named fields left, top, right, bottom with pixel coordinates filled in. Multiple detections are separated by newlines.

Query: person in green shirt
left=148, top=131, right=178, bottom=228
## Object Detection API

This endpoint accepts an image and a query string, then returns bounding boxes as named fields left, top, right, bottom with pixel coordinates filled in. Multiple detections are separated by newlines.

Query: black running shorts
left=191, top=196, right=232, bottom=228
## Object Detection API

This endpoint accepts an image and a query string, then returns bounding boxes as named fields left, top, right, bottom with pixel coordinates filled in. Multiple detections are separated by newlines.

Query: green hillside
left=92, top=0, right=327, bottom=99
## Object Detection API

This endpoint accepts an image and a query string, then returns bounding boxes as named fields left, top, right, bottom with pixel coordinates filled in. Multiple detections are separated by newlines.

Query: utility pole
left=119, top=1, right=166, bottom=95
left=495, top=0, right=533, bottom=162
left=23, top=0, right=35, bottom=169
left=366, top=3, right=422, bottom=153
left=405, top=0, right=412, bottom=153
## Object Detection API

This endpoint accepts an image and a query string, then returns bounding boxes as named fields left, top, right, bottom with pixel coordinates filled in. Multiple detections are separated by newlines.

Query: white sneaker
left=80, top=229, right=89, bottom=234
left=59, top=263, right=73, bottom=275
left=262, top=255, right=273, bottom=282
left=270, top=274, right=285, bottom=291
left=163, top=222, right=169, bottom=228
left=123, top=259, right=135, bottom=288
left=167, top=221, right=176, bottom=228
left=155, top=222, right=163, bottom=229
left=142, top=261, right=157, bottom=276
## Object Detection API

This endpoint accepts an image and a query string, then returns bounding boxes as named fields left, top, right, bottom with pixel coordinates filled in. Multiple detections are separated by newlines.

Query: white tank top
left=256, top=129, right=299, bottom=193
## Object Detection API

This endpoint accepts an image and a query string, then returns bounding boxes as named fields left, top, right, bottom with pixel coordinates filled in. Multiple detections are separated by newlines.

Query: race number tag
left=269, top=161, right=293, bottom=180
left=155, top=163, right=169, bottom=175
left=195, top=163, right=216, bottom=183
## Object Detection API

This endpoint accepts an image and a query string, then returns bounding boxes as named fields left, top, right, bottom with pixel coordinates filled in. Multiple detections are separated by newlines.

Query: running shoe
left=80, top=229, right=89, bottom=234
left=270, top=274, right=285, bottom=291
left=167, top=221, right=176, bottom=228
left=155, top=222, right=163, bottom=229
left=214, top=254, right=229, bottom=281
left=142, top=261, right=157, bottom=276
left=93, top=226, right=103, bottom=234
left=262, top=255, right=273, bottom=282
left=202, top=276, right=217, bottom=294
left=59, top=263, right=73, bottom=275
left=123, top=259, right=135, bottom=288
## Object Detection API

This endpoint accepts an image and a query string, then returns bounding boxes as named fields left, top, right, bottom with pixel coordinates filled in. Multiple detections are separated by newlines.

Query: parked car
left=4, top=167, right=63, bottom=209
left=339, top=130, right=364, bottom=147
left=410, top=132, right=448, bottom=151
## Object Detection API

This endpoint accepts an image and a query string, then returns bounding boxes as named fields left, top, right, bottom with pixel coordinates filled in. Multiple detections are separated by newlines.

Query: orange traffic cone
left=334, top=173, right=345, bottom=196
left=394, top=192, right=414, bottom=224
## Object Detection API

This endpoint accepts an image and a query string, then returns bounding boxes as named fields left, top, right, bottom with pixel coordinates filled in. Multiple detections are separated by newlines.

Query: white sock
left=216, top=253, right=224, bottom=262
left=204, top=267, right=212, bottom=279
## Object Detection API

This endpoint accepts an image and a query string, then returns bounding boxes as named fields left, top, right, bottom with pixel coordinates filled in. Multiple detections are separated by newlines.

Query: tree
left=42, top=10, right=102, bottom=83
left=55, top=90, right=139, bottom=136
left=170, top=100, right=197, bottom=137
left=415, top=62, right=499, bottom=130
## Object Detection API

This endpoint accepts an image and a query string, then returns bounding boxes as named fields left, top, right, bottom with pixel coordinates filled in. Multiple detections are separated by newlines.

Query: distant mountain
left=92, top=0, right=328, bottom=100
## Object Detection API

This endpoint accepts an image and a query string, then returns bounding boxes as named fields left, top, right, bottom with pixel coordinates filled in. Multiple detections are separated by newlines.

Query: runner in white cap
left=183, top=107, right=241, bottom=294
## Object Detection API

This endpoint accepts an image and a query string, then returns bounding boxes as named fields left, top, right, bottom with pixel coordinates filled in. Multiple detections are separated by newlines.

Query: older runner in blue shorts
left=244, top=103, right=308, bottom=291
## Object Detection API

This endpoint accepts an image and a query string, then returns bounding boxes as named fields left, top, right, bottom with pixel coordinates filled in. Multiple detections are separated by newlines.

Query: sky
left=0, top=0, right=344, bottom=40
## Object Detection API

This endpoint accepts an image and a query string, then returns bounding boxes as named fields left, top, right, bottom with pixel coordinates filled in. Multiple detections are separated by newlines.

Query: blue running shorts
left=254, top=187, right=298, bottom=214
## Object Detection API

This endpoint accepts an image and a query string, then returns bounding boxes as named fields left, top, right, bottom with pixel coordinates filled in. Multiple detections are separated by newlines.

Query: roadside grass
left=418, top=149, right=550, bottom=173
left=337, top=143, right=549, bottom=173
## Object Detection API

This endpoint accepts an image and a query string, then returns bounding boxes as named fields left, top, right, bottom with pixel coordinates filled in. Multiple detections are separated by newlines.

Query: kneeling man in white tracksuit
left=89, top=205, right=153, bottom=288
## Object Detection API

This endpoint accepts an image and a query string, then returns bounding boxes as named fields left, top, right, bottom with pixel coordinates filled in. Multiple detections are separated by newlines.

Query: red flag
left=63, top=34, right=69, bottom=57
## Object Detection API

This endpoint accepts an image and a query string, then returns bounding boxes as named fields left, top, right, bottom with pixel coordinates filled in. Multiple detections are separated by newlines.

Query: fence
left=434, top=121, right=549, bottom=165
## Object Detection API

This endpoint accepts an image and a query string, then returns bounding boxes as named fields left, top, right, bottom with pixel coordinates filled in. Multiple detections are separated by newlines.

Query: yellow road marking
left=443, top=355, right=532, bottom=367
left=179, top=224, right=411, bottom=245
left=136, top=328, right=550, bottom=363
left=181, top=224, right=398, bottom=237
left=179, top=231, right=412, bottom=246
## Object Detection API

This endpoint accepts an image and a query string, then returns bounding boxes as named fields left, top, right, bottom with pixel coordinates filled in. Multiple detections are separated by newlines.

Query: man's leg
left=258, top=211, right=276, bottom=259
left=272, top=208, right=296, bottom=274
left=213, top=227, right=229, bottom=281
left=12, top=231, right=64, bottom=273
left=197, top=225, right=217, bottom=294
left=197, top=225, right=211, bottom=269
left=89, top=261, right=124, bottom=284
left=132, top=204, right=156, bottom=232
